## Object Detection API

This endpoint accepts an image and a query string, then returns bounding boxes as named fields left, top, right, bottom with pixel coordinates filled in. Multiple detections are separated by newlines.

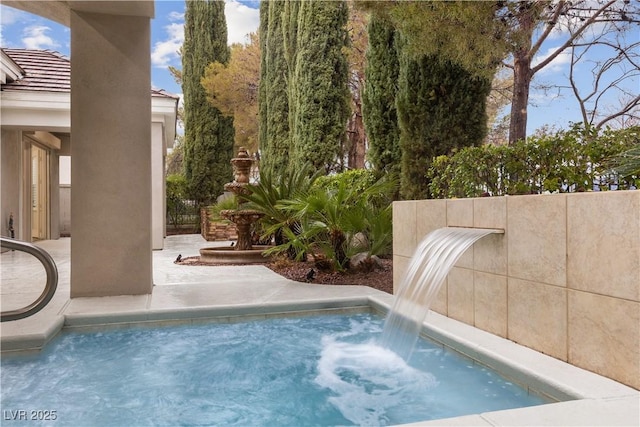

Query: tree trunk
left=508, top=7, right=536, bottom=145
left=509, top=50, right=533, bottom=145
left=347, top=108, right=367, bottom=169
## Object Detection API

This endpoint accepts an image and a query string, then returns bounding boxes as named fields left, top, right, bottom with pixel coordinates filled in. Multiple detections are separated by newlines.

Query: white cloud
left=225, top=0, right=259, bottom=45
left=152, top=1, right=258, bottom=68
left=1, top=5, right=27, bottom=25
left=532, top=46, right=572, bottom=74
left=152, top=21, right=184, bottom=68
left=22, top=25, right=59, bottom=50
left=168, top=11, right=185, bottom=22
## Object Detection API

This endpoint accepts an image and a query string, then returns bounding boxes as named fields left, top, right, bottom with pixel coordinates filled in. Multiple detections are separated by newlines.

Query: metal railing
left=1, top=237, right=58, bottom=322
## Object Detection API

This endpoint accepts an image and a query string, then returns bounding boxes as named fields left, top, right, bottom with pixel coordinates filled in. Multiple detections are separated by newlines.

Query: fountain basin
left=199, top=245, right=272, bottom=264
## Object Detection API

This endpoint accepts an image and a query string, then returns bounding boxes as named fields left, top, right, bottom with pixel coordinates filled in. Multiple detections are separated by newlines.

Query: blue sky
left=1, top=1, right=636, bottom=135
left=0, top=1, right=259, bottom=105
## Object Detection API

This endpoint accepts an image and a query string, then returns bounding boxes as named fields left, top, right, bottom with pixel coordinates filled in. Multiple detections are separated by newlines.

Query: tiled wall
left=393, top=192, right=640, bottom=389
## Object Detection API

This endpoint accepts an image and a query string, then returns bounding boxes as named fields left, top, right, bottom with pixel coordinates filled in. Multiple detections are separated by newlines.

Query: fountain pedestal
left=219, top=209, right=263, bottom=250
left=198, top=147, right=271, bottom=264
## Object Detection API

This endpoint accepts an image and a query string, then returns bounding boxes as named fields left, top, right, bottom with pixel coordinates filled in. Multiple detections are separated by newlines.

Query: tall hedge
left=182, top=0, right=234, bottom=205
left=397, top=51, right=491, bottom=200
left=258, top=1, right=268, bottom=168
left=427, top=125, right=640, bottom=198
left=289, top=0, right=350, bottom=174
left=362, top=13, right=401, bottom=176
left=259, top=1, right=291, bottom=178
left=259, top=0, right=350, bottom=176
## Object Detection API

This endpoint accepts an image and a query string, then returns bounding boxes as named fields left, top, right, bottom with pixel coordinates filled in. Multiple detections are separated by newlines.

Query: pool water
left=1, top=313, right=549, bottom=426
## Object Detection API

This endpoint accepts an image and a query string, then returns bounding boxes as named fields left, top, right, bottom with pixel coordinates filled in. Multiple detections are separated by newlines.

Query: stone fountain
left=199, top=147, right=271, bottom=264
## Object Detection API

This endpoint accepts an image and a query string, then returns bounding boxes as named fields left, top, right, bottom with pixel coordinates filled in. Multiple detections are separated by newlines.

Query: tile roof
left=1, top=48, right=178, bottom=99
left=2, top=48, right=69, bottom=92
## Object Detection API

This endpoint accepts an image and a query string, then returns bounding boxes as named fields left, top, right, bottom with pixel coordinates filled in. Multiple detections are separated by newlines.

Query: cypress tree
left=182, top=0, right=234, bottom=205
left=397, top=50, right=491, bottom=200
left=258, top=1, right=268, bottom=166
left=282, top=0, right=300, bottom=175
left=362, top=13, right=401, bottom=176
left=290, top=0, right=350, bottom=174
left=258, top=0, right=293, bottom=178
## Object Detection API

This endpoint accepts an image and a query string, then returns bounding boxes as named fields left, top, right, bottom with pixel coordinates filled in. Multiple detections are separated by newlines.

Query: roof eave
left=1, top=49, right=26, bottom=84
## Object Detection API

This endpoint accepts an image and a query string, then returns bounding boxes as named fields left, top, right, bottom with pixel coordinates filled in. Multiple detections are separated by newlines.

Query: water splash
left=381, top=227, right=502, bottom=361
left=315, top=336, right=438, bottom=426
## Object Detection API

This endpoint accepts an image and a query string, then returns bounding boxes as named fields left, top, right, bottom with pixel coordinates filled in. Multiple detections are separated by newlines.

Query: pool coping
left=2, top=292, right=638, bottom=426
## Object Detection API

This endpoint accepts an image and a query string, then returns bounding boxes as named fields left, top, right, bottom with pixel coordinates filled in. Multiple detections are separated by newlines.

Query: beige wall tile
left=431, top=278, right=448, bottom=316
left=474, top=233, right=507, bottom=275
left=474, top=272, right=507, bottom=338
left=474, top=196, right=507, bottom=230
left=447, top=199, right=475, bottom=268
left=508, top=277, right=567, bottom=361
left=508, top=194, right=567, bottom=287
left=447, top=199, right=474, bottom=227
left=394, top=193, right=639, bottom=387
left=416, top=199, right=447, bottom=242
left=455, top=245, right=475, bottom=270
left=393, top=254, right=411, bottom=295
left=567, top=192, right=640, bottom=302
left=568, top=290, right=640, bottom=389
left=393, top=201, right=417, bottom=257
left=447, top=267, right=474, bottom=325
left=473, top=196, right=508, bottom=275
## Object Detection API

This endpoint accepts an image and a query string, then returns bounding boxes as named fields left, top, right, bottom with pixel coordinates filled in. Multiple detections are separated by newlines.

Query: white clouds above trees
left=225, top=0, right=259, bottom=44
left=151, top=0, right=259, bottom=69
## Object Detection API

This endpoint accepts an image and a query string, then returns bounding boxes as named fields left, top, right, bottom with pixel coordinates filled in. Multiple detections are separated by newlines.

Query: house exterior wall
left=2, top=129, right=63, bottom=242
left=393, top=192, right=640, bottom=389
left=2, top=49, right=175, bottom=251
left=1, top=129, right=22, bottom=241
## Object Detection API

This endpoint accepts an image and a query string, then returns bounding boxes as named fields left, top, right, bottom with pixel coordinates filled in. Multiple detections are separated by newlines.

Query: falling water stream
left=381, top=227, right=503, bottom=361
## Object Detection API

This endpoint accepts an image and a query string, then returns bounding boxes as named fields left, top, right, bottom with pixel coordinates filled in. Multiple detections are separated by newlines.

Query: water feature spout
left=381, top=227, right=503, bottom=361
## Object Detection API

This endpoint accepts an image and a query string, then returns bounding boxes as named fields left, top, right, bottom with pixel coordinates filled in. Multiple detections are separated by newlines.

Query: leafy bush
left=241, top=164, right=320, bottom=259
left=427, top=124, right=639, bottom=198
left=243, top=166, right=397, bottom=271
left=268, top=172, right=397, bottom=271
left=313, top=169, right=379, bottom=195
left=166, top=174, right=189, bottom=228
left=207, top=195, right=238, bottom=223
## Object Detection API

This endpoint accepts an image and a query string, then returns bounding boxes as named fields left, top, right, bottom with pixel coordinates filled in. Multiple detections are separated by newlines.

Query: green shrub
left=427, top=124, right=639, bottom=198
left=242, top=164, right=320, bottom=259
left=207, top=195, right=238, bottom=223
left=270, top=172, right=397, bottom=271
left=166, top=174, right=188, bottom=228
left=313, top=169, right=379, bottom=195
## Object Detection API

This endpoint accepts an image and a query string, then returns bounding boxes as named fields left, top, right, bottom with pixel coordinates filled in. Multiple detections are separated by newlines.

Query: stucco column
left=70, top=10, right=152, bottom=297
left=151, top=122, right=164, bottom=250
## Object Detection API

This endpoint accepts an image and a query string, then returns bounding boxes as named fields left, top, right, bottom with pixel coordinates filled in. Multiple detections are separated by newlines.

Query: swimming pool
left=1, top=313, right=549, bottom=426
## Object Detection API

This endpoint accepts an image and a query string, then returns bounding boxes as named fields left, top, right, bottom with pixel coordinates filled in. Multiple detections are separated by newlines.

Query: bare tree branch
left=531, top=0, right=617, bottom=74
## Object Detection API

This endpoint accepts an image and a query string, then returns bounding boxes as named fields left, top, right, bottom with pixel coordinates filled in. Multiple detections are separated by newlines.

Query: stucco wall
left=393, top=192, right=640, bottom=389
left=1, top=129, right=21, bottom=241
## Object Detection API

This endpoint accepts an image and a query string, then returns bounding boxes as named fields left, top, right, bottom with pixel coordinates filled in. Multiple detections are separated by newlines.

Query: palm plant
left=241, top=164, right=320, bottom=258
left=207, top=195, right=238, bottom=222
left=274, top=174, right=397, bottom=271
